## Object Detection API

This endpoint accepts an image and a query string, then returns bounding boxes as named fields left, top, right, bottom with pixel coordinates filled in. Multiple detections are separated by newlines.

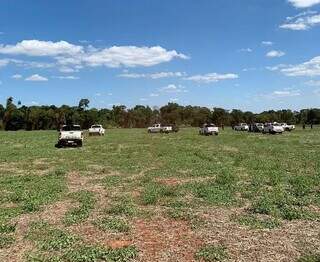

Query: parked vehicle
left=234, top=123, right=249, bottom=131
left=147, top=124, right=173, bottom=134
left=280, top=123, right=295, bottom=132
left=56, top=125, right=83, bottom=147
left=263, top=122, right=284, bottom=134
left=248, top=123, right=264, bottom=132
left=89, top=124, right=105, bottom=136
left=199, top=123, right=219, bottom=136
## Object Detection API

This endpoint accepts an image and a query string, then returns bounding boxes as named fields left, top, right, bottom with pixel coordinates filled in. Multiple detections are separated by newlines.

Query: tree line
left=0, top=97, right=319, bottom=130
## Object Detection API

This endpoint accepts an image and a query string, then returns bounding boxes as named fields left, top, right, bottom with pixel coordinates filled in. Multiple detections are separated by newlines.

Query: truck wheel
left=215, top=133, right=219, bottom=136
left=78, top=141, right=83, bottom=147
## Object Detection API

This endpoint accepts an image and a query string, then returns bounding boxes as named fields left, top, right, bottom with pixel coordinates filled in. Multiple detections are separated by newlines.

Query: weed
left=195, top=245, right=229, bottom=261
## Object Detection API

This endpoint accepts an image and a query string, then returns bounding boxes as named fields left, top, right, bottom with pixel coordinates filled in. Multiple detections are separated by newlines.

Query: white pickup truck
left=199, top=123, right=219, bottom=136
left=89, top=124, right=105, bottom=136
left=56, top=125, right=83, bottom=147
left=147, top=124, right=173, bottom=134
left=280, top=123, right=295, bottom=132
left=234, top=123, right=249, bottom=131
left=263, top=123, right=284, bottom=134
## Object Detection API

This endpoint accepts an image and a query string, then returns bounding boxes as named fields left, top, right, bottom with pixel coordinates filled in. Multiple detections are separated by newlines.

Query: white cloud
left=82, top=46, right=188, bottom=68
left=0, top=59, right=10, bottom=67
left=238, top=48, right=253, bottom=52
left=0, top=40, right=188, bottom=71
left=280, top=12, right=320, bottom=30
left=169, top=98, right=179, bottom=102
left=54, top=76, right=79, bottom=80
left=25, top=74, right=48, bottom=81
left=159, top=84, right=187, bottom=93
left=0, top=40, right=83, bottom=56
left=150, top=93, right=159, bottom=97
left=306, top=79, right=320, bottom=86
left=12, top=74, right=22, bottom=79
left=279, top=56, right=320, bottom=76
left=259, top=88, right=301, bottom=99
left=184, top=73, right=238, bottom=83
left=266, top=50, right=286, bottom=58
left=288, top=0, right=320, bottom=8
left=118, top=71, right=186, bottom=79
left=139, top=98, right=148, bottom=101
left=261, top=41, right=273, bottom=46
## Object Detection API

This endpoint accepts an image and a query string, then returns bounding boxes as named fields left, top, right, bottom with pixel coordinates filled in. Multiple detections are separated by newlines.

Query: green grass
left=93, top=217, right=130, bottom=233
left=0, top=128, right=319, bottom=260
left=195, top=245, right=229, bottom=261
left=64, top=191, right=96, bottom=225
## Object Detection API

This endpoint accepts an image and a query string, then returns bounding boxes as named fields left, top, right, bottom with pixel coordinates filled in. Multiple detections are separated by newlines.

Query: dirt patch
left=198, top=208, right=320, bottom=262
left=70, top=222, right=133, bottom=248
left=133, top=217, right=202, bottom=262
left=67, top=172, right=105, bottom=193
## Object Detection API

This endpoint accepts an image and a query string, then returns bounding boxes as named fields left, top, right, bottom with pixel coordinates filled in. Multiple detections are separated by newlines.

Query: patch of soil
left=70, top=222, right=133, bottom=248
left=133, top=217, right=203, bottom=262
left=198, top=208, right=320, bottom=262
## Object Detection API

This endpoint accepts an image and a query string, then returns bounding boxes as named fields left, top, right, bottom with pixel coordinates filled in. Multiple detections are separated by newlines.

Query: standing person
left=303, top=123, right=306, bottom=130
left=221, top=124, right=224, bottom=130
left=311, top=123, right=313, bottom=129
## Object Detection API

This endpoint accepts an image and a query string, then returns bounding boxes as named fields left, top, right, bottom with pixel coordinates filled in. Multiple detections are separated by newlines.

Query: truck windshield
left=62, top=125, right=81, bottom=131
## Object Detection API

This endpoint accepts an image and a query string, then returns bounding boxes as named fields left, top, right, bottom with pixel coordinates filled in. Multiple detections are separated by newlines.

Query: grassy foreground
left=0, top=127, right=319, bottom=261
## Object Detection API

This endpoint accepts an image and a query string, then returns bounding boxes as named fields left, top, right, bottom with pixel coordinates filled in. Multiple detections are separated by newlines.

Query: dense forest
left=0, top=97, right=319, bottom=130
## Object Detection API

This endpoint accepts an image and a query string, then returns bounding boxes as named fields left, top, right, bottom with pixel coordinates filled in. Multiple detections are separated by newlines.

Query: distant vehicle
left=280, top=123, right=295, bottom=132
left=56, top=125, right=83, bottom=147
left=234, top=123, right=249, bottom=131
left=248, top=123, right=264, bottom=132
left=263, top=122, right=284, bottom=134
left=199, top=123, right=219, bottom=136
left=147, top=124, right=173, bottom=134
left=89, top=124, right=105, bottom=136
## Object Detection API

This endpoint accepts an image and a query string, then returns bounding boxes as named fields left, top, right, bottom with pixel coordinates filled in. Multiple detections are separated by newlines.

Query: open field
left=0, top=128, right=319, bottom=262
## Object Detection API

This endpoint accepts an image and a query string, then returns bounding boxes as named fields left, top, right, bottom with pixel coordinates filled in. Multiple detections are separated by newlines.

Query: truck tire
left=215, top=132, right=219, bottom=136
left=78, top=141, right=83, bottom=147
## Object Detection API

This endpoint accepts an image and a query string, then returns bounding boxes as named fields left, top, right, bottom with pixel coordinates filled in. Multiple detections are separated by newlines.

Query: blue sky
left=1, top=0, right=320, bottom=112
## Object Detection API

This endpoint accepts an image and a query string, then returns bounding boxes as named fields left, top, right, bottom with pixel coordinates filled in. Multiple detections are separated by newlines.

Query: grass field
left=0, top=127, right=319, bottom=261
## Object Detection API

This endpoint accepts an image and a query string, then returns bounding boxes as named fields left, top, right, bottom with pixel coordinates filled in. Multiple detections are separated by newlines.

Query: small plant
left=0, top=223, right=16, bottom=233
left=236, top=214, right=281, bottom=229
left=195, top=245, right=229, bottom=261
left=297, top=252, right=320, bottom=262
left=64, top=190, right=96, bottom=225
left=0, top=234, right=15, bottom=248
left=94, top=217, right=130, bottom=233
left=27, top=221, right=77, bottom=251
left=106, top=196, right=137, bottom=217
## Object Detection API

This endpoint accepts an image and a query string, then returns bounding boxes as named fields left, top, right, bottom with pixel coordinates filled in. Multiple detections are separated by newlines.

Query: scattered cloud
left=280, top=12, right=320, bottom=30
left=242, top=68, right=256, bottom=72
left=288, top=0, right=320, bottom=8
left=266, top=50, right=286, bottom=58
left=54, top=75, right=79, bottom=80
left=278, top=56, right=320, bottom=76
left=139, top=98, right=148, bottom=101
left=12, top=74, right=22, bottom=79
left=0, top=40, right=188, bottom=70
left=271, top=89, right=301, bottom=97
left=150, top=93, right=159, bottom=97
left=118, top=71, right=186, bottom=79
left=0, top=40, right=83, bottom=57
left=306, top=79, right=320, bottom=86
left=169, top=98, right=179, bottom=102
left=238, top=48, right=253, bottom=52
left=184, top=73, right=238, bottom=83
left=259, top=88, right=301, bottom=99
left=25, top=74, right=48, bottom=81
left=159, top=84, right=187, bottom=93
left=0, top=59, right=10, bottom=68
left=266, top=64, right=288, bottom=71
left=261, top=41, right=273, bottom=46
